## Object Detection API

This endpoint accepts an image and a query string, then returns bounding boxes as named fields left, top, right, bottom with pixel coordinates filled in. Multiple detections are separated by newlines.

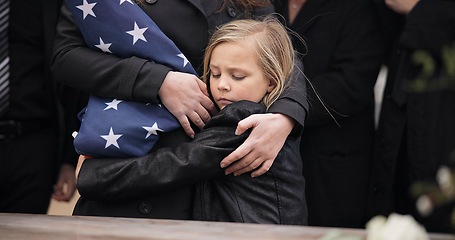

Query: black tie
left=0, top=0, right=9, bottom=117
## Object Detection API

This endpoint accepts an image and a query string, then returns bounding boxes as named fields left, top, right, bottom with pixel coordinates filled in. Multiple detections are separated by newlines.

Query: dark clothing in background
left=368, top=0, right=455, bottom=233
left=275, top=0, right=385, bottom=228
left=0, top=0, right=80, bottom=214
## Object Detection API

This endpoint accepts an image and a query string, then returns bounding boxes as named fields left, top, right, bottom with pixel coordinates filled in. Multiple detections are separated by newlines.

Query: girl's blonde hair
left=203, top=17, right=295, bottom=108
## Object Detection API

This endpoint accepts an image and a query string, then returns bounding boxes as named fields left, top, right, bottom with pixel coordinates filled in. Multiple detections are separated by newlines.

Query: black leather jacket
left=77, top=101, right=308, bottom=225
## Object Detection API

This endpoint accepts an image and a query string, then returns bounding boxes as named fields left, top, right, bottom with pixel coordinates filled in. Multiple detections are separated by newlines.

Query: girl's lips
left=216, top=98, right=233, bottom=106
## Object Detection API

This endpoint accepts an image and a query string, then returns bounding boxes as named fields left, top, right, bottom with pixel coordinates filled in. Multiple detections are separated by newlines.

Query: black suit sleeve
left=51, top=3, right=171, bottom=103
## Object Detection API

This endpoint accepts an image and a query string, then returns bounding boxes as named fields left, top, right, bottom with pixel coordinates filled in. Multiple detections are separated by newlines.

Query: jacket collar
left=188, top=0, right=223, bottom=17
left=188, top=0, right=205, bottom=14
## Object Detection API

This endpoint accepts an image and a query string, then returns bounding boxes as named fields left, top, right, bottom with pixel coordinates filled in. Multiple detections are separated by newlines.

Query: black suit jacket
left=275, top=0, right=385, bottom=228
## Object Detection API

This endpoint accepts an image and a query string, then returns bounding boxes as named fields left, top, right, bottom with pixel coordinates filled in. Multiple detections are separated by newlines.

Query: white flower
left=366, top=213, right=429, bottom=240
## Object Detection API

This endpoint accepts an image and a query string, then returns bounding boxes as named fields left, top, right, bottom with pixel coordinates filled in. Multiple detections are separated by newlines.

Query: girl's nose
left=217, top=76, right=230, bottom=91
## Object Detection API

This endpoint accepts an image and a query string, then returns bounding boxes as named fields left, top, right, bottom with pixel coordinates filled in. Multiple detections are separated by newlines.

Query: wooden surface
left=0, top=213, right=454, bottom=240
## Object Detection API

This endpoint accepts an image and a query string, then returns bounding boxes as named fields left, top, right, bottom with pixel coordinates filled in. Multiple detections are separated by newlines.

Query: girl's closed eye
left=232, top=75, right=245, bottom=80
left=211, top=71, right=221, bottom=78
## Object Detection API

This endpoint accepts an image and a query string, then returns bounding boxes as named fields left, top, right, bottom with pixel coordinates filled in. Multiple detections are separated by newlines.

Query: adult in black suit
left=274, top=0, right=385, bottom=228
left=52, top=0, right=308, bottom=219
left=0, top=0, right=80, bottom=214
left=367, top=0, right=455, bottom=233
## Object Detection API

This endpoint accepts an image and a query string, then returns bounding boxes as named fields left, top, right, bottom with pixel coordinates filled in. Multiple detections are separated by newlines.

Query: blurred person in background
left=368, top=0, right=455, bottom=233
left=0, top=0, right=80, bottom=214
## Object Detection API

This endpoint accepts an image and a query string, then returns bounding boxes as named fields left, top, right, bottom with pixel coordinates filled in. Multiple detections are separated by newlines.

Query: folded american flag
left=66, top=0, right=197, bottom=158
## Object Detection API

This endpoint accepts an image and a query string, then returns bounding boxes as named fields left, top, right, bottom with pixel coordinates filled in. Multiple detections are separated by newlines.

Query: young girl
left=77, top=18, right=308, bottom=224
left=195, top=17, right=307, bottom=224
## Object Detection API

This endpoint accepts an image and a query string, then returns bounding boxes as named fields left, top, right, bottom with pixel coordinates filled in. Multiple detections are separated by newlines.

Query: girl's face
left=208, top=40, right=276, bottom=110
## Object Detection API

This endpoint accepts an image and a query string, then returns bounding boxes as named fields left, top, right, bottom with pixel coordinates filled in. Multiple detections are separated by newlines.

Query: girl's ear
left=267, top=80, right=277, bottom=93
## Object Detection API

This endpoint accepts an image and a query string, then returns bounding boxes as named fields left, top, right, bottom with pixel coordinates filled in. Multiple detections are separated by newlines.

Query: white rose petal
left=366, top=215, right=387, bottom=240
left=366, top=213, right=429, bottom=240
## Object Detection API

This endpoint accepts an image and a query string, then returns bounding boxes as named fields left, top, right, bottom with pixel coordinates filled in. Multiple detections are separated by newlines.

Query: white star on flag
left=76, top=0, right=97, bottom=19
left=177, top=53, right=190, bottom=68
left=104, top=99, right=123, bottom=110
left=126, top=22, right=148, bottom=45
left=101, top=127, right=123, bottom=149
left=119, top=0, right=134, bottom=4
left=143, top=122, right=163, bottom=139
left=95, top=37, right=112, bottom=53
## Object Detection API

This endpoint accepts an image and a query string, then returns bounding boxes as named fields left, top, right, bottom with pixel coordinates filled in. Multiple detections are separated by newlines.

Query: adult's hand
left=385, top=0, right=419, bottom=15
left=53, top=163, right=76, bottom=201
left=159, top=71, right=217, bottom=138
left=220, top=113, right=295, bottom=178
